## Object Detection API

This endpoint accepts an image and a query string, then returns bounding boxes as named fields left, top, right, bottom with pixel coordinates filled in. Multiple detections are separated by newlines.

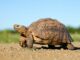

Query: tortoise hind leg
left=61, top=43, right=75, bottom=50
left=67, top=43, right=75, bottom=50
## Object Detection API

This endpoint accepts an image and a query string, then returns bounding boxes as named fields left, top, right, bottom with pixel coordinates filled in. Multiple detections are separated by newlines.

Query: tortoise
left=14, top=18, right=75, bottom=50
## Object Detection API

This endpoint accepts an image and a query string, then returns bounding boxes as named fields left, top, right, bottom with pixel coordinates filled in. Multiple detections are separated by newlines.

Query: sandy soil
left=0, top=42, right=80, bottom=60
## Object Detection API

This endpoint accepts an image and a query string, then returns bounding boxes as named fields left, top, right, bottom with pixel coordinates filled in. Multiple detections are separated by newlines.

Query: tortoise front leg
left=19, top=35, right=27, bottom=48
left=26, top=34, right=33, bottom=48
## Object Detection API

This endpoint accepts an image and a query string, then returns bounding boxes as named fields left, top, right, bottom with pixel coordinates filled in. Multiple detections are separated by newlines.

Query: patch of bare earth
left=0, top=42, right=80, bottom=60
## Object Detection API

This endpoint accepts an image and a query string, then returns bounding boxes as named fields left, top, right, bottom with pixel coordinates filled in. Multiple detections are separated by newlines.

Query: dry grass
left=0, top=42, right=80, bottom=60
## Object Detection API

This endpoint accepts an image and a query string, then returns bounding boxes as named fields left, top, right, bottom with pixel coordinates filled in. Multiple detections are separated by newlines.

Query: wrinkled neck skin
left=20, top=30, right=27, bottom=37
left=20, top=27, right=28, bottom=37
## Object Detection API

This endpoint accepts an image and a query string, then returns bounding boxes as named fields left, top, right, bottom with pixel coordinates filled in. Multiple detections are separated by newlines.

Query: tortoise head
left=13, top=24, right=28, bottom=35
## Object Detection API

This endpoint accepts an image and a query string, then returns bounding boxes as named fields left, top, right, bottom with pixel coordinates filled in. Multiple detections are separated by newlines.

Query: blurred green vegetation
left=0, top=26, right=80, bottom=43
left=67, top=26, right=80, bottom=34
left=0, top=29, right=19, bottom=43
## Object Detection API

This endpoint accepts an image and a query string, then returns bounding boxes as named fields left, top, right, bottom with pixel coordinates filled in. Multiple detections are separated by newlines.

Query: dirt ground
left=0, top=42, right=80, bottom=60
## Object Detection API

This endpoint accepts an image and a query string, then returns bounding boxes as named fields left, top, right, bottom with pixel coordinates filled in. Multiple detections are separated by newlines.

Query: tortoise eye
left=14, top=24, right=21, bottom=29
left=15, top=25, right=22, bottom=28
left=16, top=25, right=19, bottom=27
left=15, top=25, right=20, bottom=28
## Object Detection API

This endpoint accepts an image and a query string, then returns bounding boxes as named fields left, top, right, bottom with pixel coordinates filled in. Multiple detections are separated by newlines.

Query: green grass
left=0, top=31, right=19, bottom=43
left=0, top=30, right=80, bottom=43
left=71, top=33, right=80, bottom=42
